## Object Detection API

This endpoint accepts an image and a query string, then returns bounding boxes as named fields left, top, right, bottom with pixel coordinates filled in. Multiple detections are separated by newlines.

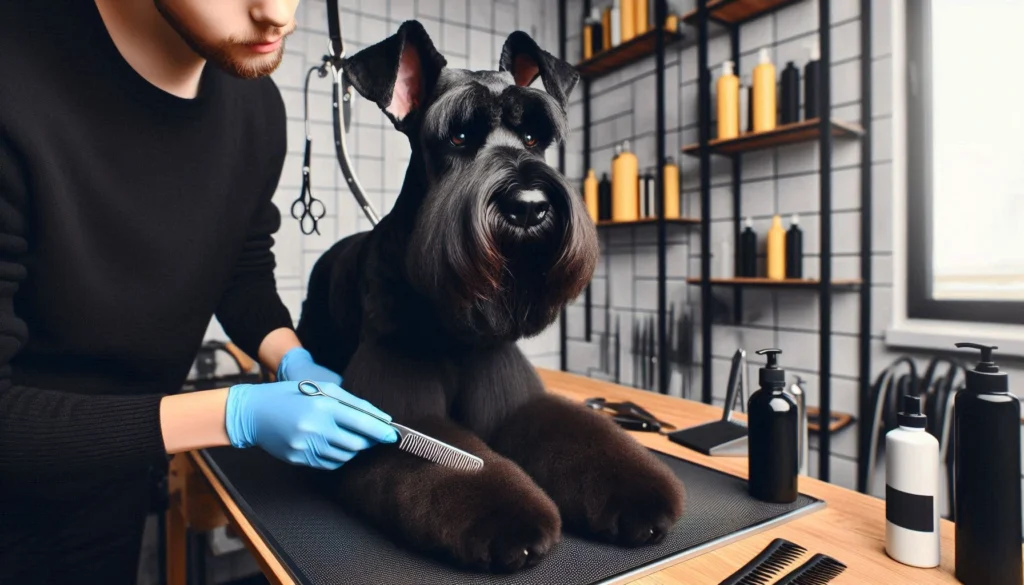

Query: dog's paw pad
left=584, top=477, right=685, bottom=547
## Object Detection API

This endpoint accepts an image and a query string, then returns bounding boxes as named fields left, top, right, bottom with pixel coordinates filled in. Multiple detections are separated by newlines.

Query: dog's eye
left=523, top=133, right=538, bottom=147
left=450, top=132, right=467, bottom=147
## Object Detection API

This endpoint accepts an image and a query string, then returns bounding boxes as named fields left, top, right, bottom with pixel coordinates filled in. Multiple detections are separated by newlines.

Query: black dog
left=296, top=21, right=685, bottom=573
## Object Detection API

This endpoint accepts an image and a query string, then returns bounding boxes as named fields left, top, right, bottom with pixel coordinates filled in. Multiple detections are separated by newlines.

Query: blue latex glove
left=277, top=347, right=342, bottom=386
left=225, top=380, right=398, bottom=470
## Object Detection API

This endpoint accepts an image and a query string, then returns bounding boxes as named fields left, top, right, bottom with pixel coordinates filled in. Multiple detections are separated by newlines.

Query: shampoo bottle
left=804, top=43, right=821, bottom=120
left=739, top=76, right=751, bottom=134
left=583, top=169, right=599, bottom=222
left=740, top=217, right=757, bottom=277
left=621, top=0, right=636, bottom=43
left=716, top=60, right=740, bottom=140
left=766, top=214, right=786, bottom=280
left=611, top=141, right=639, bottom=222
left=785, top=214, right=803, bottom=279
left=954, top=343, right=1022, bottom=585
left=885, top=394, right=941, bottom=569
left=663, top=156, right=680, bottom=219
left=598, top=172, right=612, bottom=221
left=602, top=7, right=612, bottom=49
left=752, top=48, right=777, bottom=132
left=635, top=0, right=648, bottom=35
left=610, top=0, right=622, bottom=46
left=591, top=9, right=604, bottom=54
left=748, top=349, right=798, bottom=504
left=780, top=61, right=800, bottom=124
left=582, top=17, right=594, bottom=60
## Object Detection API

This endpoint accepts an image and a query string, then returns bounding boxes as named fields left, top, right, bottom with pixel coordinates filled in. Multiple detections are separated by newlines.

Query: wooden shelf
left=576, top=28, right=686, bottom=81
left=686, top=277, right=862, bottom=289
left=681, top=119, right=864, bottom=157
left=681, top=0, right=803, bottom=26
left=596, top=217, right=701, bottom=228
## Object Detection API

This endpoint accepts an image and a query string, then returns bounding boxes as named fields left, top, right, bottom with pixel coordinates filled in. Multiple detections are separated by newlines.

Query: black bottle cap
left=756, top=348, right=786, bottom=387
left=955, top=342, right=1008, bottom=393
left=897, top=395, right=927, bottom=429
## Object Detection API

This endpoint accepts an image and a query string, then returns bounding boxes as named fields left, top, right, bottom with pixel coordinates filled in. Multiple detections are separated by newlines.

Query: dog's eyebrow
left=423, top=83, right=488, bottom=136
left=500, top=86, right=569, bottom=144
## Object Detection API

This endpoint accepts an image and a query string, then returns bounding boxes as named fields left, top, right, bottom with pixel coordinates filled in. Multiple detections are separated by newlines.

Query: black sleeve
left=214, top=79, right=293, bottom=361
left=0, top=127, right=168, bottom=484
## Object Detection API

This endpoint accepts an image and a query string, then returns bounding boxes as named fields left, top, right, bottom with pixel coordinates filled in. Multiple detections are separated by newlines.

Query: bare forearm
left=160, top=389, right=231, bottom=454
left=258, top=326, right=303, bottom=376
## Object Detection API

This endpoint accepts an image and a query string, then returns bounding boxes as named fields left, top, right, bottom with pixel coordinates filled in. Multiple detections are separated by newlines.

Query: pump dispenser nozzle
left=755, top=348, right=786, bottom=387
left=956, top=342, right=1007, bottom=393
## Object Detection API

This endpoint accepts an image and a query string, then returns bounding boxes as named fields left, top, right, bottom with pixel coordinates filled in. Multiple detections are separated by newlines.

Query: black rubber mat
left=201, top=446, right=822, bottom=585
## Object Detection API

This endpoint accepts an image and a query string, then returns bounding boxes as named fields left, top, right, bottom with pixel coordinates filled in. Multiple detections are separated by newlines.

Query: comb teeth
left=720, top=539, right=808, bottom=585
left=394, top=425, right=484, bottom=472
left=776, top=553, right=848, bottom=585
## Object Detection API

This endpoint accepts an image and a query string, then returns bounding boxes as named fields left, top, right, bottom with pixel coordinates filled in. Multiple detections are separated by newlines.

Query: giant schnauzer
left=297, top=21, right=685, bottom=573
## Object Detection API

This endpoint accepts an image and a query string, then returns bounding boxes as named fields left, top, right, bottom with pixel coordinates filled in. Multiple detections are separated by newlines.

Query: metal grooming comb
left=718, top=538, right=808, bottom=585
left=297, top=380, right=484, bottom=472
left=774, top=553, right=847, bottom=585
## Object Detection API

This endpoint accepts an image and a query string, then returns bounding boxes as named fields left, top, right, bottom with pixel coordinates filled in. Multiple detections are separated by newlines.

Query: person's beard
left=154, top=0, right=291, bottom=80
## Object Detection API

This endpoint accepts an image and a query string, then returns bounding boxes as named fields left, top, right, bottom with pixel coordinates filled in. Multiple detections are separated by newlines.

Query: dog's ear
left=499, top=31, right=579, bottom=110
left=342, top=20, right=446, bottom=127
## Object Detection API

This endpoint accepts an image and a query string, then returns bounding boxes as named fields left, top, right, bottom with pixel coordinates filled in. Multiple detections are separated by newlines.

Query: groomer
left=0, top=1, right=396, bottom=583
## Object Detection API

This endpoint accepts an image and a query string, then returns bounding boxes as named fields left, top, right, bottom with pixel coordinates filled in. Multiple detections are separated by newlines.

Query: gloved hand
left=225, top=380, right=398, bottom=470
left=277, top=347, right=342, bottom=386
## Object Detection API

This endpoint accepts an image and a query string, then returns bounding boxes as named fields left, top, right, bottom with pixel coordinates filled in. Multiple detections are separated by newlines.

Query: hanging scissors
left=291, top=65, right=329, bottom=235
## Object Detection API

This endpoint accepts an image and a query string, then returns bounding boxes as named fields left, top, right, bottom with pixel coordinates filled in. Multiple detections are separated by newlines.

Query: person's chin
left=219, top=48, right=285, bottom=80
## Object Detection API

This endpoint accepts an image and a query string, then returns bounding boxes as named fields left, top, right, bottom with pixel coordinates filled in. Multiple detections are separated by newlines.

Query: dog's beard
left=407, top=151, right=598, bottom=341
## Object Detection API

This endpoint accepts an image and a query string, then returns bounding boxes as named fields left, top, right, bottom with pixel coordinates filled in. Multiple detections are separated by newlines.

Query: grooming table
left=199, top=446, right=822, bottom=585
left=170, top=369, right=978, bottom=584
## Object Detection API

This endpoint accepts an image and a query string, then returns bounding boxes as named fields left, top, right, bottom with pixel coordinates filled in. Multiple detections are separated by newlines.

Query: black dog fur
left=296, top=21, right=685, bottom=573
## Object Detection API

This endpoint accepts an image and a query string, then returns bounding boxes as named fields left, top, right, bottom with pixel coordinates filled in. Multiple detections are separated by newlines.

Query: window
left=906, top=0, right=1024, bottom=325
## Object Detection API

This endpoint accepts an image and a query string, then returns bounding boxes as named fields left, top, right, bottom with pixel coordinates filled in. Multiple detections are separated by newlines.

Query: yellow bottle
left=663, top=157, right=680, bottom=219
left=602, top=8, right=612, bottom=49
left=752, top=48, right=777, bottom=132
left=635, top=0, right=648, bottom=35
left=766, top=214, right=787, bottom=280
left=665, top=13, right=678, bottom=33
left=611, top=142, right=639, bottom=222
left=716, top=60, right=740, bottom=140
left=621, top=0, right=636, bottom=43
left=583, top=23, right=593, bottom=60
left=583, top=169, right=599, bottom=222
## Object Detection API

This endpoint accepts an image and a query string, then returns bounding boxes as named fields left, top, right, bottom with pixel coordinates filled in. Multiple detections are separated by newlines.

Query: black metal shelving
left=559, top=0, right=686, bottom=394
left=687, top=0, right=873, bottom=484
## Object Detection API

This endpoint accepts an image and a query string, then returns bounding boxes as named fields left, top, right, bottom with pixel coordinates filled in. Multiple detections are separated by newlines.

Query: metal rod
left=856, top=0, right=873, bottom=494
left=656, top=0, right=669, bottom=395
left=558, top=0, right=568, bottom=372
left=817, top=0, right=833, bottom=483
left=730, top=26, right=743, bottom=325
left=697, top=0, right=713, bottom=404
left=582, top=0, right=593, bottom=344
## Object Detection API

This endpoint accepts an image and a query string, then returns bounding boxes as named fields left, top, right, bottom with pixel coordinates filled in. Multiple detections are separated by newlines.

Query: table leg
left=166, top=505, right=187, bottom=585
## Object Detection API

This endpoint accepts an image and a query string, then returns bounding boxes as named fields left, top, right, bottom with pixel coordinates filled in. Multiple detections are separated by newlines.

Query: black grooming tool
left=667, top=348, right=749, bottom=456
left=613, top=316, right=621, bottom=384
left=774, top=553, right=847, bottom=584
left=632, top=317, right=640, bottom=388
left=646, top=314, right=656, bottom=390
left=718, top=538, right=807, bottom=585
left=584, top=397, right=676, bottom=433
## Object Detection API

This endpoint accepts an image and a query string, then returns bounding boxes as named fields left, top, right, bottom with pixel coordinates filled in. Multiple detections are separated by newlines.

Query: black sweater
left=0, top=0, right=293, bottom=497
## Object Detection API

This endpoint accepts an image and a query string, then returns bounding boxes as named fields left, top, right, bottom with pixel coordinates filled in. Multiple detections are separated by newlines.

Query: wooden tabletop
left=188, top=367, right=969, bottom=584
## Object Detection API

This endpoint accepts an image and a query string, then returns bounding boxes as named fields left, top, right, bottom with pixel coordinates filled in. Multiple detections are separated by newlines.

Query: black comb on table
left=718, top=538, right=807, bottom=584
left=775, top=553, right=848, bottom=584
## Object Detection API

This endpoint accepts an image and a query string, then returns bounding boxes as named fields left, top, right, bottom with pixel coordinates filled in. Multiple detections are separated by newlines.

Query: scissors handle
left=296, top=380, right=393, bottom=426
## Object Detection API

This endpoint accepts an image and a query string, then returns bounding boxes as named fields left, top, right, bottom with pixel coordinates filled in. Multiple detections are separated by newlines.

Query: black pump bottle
left=747, top=348, right=799, bottom=504
left=954, top=342, right=1022, bottom=585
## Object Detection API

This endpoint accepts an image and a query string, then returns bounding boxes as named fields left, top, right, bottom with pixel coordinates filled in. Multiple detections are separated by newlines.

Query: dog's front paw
left=578, top=458, right=686, bottom=546
left=455, top=495, right=561, bottom=572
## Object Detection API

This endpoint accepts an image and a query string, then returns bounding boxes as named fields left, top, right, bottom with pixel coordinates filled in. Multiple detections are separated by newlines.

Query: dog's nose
left=500, top=190, right=551, bottom=228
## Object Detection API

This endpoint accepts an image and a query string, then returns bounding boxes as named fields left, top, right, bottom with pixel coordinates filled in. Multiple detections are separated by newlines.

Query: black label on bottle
left=886, top=484, right=934, bottom=532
